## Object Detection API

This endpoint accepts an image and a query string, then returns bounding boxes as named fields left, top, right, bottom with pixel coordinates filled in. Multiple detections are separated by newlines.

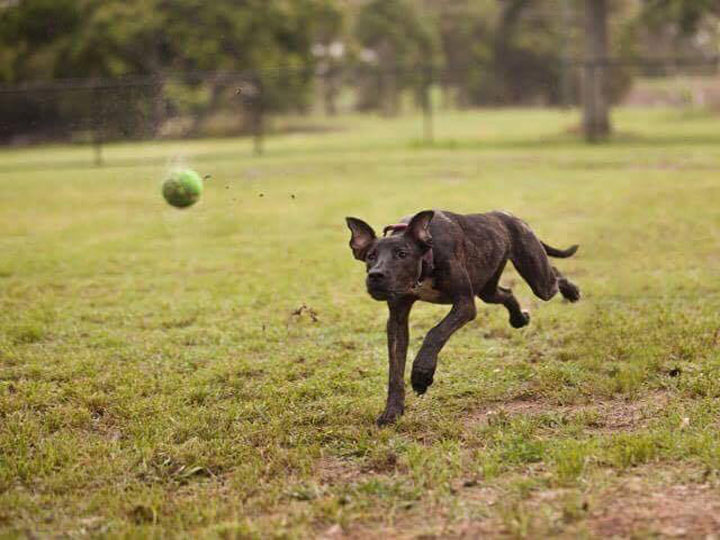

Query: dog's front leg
left=377, top=298, right=414, bottom=426
left=411, top=295, right=476, bottom=395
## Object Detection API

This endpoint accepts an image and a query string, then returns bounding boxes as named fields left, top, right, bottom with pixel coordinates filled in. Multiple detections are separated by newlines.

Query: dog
left=346, top=210, right=580, bottom=426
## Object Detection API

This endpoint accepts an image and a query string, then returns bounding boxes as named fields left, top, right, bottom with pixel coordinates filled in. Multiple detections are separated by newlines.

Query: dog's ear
left=345, top=217, right=377, bottom=261
left=405, top=210, right=434, bottom=249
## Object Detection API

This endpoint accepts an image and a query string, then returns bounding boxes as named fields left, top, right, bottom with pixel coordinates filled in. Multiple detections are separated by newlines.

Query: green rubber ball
left=162, top=169, right=204, bottom=208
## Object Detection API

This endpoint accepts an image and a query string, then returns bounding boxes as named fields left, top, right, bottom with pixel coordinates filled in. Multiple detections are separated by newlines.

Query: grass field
left=1, top=108, right=719, bottom=538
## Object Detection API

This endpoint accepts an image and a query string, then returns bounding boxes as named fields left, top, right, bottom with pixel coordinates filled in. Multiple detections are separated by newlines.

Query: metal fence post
left=91, top=84, right=104, bottom=167
left=244, top=73, right=265, bottom=156
left=422, top=64, right=434, bottom=145
left=254, top=74, right=265, bottom=156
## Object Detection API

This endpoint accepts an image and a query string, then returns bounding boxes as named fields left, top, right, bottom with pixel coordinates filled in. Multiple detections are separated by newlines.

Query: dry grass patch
left=587, top=468, right=720, bottom=538
left=314, top=456, right=363, bottom=486
left=590, top=483, right=720, bottom=537
left=466, top=391, right=671, bottom=434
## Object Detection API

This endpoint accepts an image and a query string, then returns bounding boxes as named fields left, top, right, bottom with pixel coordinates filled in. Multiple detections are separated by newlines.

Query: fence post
left=91, top=84, right=104, bottom=167
left=376, top=66, right=384, bottom=115
left=422, top=64, right=434, bottom=145
left=150, top=74, right=165, bottom=138
left=323, top=63, right=337, bottom=116
left=252, top=73, right=264, bottom=156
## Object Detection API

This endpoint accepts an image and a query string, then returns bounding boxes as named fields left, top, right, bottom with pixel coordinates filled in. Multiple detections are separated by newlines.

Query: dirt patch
left=315, top=460, right=720, bottom=539
left=453, top=466, right=720, bottom=539
left=569, top=392, right=672, bottom=435
left=589, top=479, right=720, bottom=537
left=314, top=456, right=361, bottom=486
left=465, top=392, right=671, bottom=434
left=319, top=489, right=504, bottom=540
left=481, top=327, right=513, bottom=340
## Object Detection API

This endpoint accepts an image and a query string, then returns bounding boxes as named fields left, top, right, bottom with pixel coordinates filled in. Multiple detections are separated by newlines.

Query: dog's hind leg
left=479, top=285, right=530, bottom=328
left=553, top=266, right=581, bottom=302
left=477, top=264, right=530, bottom=328
left=511, top=237, right=582, bottom=303
left=510, top=248, right=558, bottom=302
left=507, top=220, right=568, bottom=302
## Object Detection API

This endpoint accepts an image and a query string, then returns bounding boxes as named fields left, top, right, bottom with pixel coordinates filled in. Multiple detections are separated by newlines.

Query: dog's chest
left=412, top=280, right=451, bottom=304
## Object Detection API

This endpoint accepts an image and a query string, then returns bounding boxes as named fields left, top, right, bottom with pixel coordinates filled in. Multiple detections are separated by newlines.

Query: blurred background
left=1, top=0, right=719, bottom=161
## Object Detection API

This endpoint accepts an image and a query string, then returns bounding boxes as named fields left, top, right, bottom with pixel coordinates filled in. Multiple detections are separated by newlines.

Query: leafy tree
left=0, top=0, right=343, bottom=140
left=354, top=0, right=438, bottom=114
left=641, top=0, right=720, bottom=35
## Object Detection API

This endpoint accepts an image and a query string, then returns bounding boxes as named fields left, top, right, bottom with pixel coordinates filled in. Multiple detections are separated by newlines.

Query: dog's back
left=424, top=210, right=579, bottom=302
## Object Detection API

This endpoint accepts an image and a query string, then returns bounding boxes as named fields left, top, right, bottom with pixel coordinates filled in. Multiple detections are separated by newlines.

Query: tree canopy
left=0, top=0, right=344, bottom=82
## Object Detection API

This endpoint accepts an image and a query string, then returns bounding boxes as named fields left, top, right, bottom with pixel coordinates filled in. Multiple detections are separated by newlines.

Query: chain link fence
left=1, top=57, right=720, bottom=166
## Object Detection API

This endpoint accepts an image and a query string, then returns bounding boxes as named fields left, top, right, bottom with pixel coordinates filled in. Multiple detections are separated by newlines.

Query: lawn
left=1, top=107, right=719, bottom=538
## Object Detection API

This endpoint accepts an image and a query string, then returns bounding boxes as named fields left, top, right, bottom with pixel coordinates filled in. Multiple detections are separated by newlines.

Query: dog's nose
left=367, top=270, right=385, bottom=283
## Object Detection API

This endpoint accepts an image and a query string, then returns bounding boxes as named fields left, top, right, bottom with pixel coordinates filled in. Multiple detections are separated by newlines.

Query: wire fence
left=2, top=56, right=720, bottom=166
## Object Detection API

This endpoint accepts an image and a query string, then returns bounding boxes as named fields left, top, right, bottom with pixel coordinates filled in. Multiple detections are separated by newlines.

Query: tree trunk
left=582, top=0, right=610, bottom=141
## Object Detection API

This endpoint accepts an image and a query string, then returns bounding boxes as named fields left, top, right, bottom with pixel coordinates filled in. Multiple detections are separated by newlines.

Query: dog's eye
left=367, top=252, right=377, bottom=261
left=397, top=250, right=408, bottom=259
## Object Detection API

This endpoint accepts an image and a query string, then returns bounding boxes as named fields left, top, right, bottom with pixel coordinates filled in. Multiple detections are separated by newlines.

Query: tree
left=354, top=0, right=438, bottom=115
left=641, top=0, right=720, bottom=35
left=0, top=0, right=341, bottom=141
left=422, top=0, right=598, bottom=108
left=307, top=0, right=346, bottom=115
left=582, top=0, right=610, bottom=142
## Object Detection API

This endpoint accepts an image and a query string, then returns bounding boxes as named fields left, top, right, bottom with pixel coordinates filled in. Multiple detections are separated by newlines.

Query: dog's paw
left=411, top=368, right=434, bottom=395
left=559, top=280, right=581, bottom=303
left=510, top=310, right=530, bottom=329
left=376, top=407, right=403, bottom=427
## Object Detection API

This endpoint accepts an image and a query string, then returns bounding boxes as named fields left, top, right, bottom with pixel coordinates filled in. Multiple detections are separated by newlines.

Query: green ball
left=162, top=169, right=204, bottom=208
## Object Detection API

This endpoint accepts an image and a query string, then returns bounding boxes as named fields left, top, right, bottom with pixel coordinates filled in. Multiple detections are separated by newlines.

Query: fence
left=1, top=57, right=720, bottom=165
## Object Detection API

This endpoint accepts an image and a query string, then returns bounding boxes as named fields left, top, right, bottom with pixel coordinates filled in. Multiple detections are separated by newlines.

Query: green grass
left=1, top=107, right=719, bottom=538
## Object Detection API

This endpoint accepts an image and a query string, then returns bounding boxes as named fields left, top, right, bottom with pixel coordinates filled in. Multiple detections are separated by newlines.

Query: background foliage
left=0, top=0, right=718, bottom=142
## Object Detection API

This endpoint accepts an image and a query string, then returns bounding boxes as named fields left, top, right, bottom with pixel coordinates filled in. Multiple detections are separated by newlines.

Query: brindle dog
left=346, top=210, right=580, bottom=426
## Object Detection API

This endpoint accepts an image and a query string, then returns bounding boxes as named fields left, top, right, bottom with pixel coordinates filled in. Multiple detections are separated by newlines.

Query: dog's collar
left=382, top=223, right=408, bottom=236
left=383, top=223, right=434, bottom=285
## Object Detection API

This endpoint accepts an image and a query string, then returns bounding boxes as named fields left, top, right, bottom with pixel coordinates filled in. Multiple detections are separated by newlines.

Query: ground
left=1, top=108, right=719, bottom=538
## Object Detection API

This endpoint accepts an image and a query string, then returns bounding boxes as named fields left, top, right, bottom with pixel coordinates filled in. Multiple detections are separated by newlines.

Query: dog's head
left=345, top=210, right=434, bottom=301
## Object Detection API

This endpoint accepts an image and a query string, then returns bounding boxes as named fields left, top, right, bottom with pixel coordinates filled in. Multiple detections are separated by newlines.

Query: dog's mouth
left=366, top=283, right=415, bottom=301
left=366, top=285, right=391, bottom=301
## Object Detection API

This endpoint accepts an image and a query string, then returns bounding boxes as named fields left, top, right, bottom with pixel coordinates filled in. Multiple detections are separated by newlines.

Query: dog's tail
left=541, top=242, right=579, bottom=258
